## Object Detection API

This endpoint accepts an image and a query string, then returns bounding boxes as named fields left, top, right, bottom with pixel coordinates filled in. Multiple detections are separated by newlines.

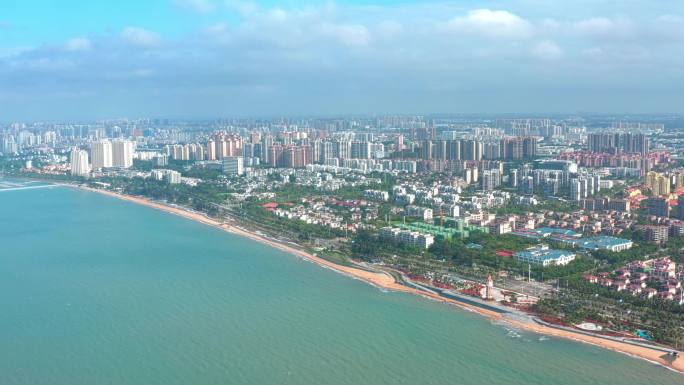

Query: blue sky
left=1, top=0, right=684, bottom=120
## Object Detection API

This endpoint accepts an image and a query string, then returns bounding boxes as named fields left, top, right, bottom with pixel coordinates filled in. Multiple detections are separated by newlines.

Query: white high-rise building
left=91, top=140, right=113, bottom=170
left=112, top=140, right=134, bottom=168
left=1, top=136, right=18, bottom=154
left=166, top=170, right=181, bottom=184
left=70, top=148, right=90, bottom=176
left=335, top=140, right=352, bottom=160
left=189, top=143, right=204, bottom=160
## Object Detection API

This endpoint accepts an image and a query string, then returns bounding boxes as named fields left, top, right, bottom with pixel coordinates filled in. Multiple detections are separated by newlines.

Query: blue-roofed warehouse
left=568, top=236, right=633, bottom=252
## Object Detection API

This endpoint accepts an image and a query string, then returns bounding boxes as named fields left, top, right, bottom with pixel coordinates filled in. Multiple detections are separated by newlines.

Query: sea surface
left=0, top=181, right=682, bottom=385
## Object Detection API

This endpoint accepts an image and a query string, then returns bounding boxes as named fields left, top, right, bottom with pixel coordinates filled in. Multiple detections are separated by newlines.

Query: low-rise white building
left=380, top=227, right=435, bottom=249
left=223, top=156, right=244, bottom=176
left=364, top=189, right=389, bottom=202
left=405, top=205, right=433, bottom=222
left=151, top=169, right=181, bottom=184
left=514, top=244, right=576, bottom=266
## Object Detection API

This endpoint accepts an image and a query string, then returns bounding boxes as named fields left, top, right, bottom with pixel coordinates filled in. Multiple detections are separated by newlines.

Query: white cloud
left=204, top=22, right=228, bottom=35
left=572, top=17, right=635, bottom=40
left=583, top=47, right=605, bottom=60
left=257, top=7, right=290, bottom=24
left=64, top=37, right=92, bottom=52
left=657, top=14, right=684, bottom=23
left=574, top=17, right=612, bottom=34
left=446, top=9, right=533, bottom=39
left=653, top=15, right=684, bottom=41
left=173, top=0, right=215, bottom=13
left=225, top=0, right=259, bottom=16
left=4, top=2, right=684, bottom=119
left=203, top=22, right=233, bottom=45
left=203, top=5, right=371, bottom=49
left=532, top=40, right=563, bottom=59
left=132, top=68, right=155, bottom=78
left=376, top=21, right=403, bottom=38
left=121, top=27, right=162, bottom=48
left=315, top=23, right=370, bottom=47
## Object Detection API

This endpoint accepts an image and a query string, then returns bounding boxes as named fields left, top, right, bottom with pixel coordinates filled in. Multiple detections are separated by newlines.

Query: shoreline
left=73, top=185, right=683, bottom=374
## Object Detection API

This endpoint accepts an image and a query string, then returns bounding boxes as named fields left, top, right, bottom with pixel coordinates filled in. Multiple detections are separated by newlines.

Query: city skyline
left=2, top=1, right=684, bottom=382
left=2, top=0, right=684, bottom=120
left=3, top=111, right=684, bottom=377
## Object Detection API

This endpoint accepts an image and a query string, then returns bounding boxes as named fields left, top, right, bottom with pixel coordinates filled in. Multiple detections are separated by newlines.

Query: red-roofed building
left=261, top=202, right=279, bottom=212
left=496, top=250, right=514, bottom=258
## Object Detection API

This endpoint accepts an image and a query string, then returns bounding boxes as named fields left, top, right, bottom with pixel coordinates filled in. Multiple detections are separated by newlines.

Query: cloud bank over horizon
left=1, top=0, right=684, bottom=120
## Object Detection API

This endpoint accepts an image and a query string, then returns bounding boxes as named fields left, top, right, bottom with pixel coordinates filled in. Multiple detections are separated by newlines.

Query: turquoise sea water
left=0, top=184, right=682, bottom=385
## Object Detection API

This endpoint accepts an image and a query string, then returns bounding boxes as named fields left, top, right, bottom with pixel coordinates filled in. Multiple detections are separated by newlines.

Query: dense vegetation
left=350, top=227, right=599, bottom=282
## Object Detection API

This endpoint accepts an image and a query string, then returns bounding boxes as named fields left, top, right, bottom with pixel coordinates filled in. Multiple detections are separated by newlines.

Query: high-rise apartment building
left=642, top=225, right=669, bottom=244
left=500, top=137, right=537, bottom=159
left=91, top=140, right=113, bottom=170
left=645, top=171, right=670, bottom=196
left=676, top=195, right=684, bottom=220
left=207, top=139, right=217, bottom=160
left=334, top=140, right=352, bottom=160
left=587, top=132, right=649, bottom=155
left=481, top=169, right=502, bottom=191
left=260, top=135, right=274, bottom=163
left=395, top=135, right=404, bottom=152
left=351, top=141, right=372, bottom=159
left=461, top=140, right=483, bottom=160
left=112, top=140, right=134, bottom=168
left=70, top=147, right=90, bottom=176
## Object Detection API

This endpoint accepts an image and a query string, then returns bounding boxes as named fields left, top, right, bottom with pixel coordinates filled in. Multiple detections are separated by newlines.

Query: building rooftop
left=576, top=236, right=633, bottom=250
left=466, top=243, right=483, bottom=249
left=536, top=227, right=582, bottom=238
left=512, top=227, right=581, bottom=240
left=514, top=245, right=575, bottom=262
left=516, top=250, right=572, bottom=262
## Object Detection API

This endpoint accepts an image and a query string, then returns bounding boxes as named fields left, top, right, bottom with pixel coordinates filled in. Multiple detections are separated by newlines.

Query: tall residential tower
left=70, top=148, right=90, bottom=176
left=112, top=140, right=134, bottom=168
left=91, top=140, right=113, bottom=170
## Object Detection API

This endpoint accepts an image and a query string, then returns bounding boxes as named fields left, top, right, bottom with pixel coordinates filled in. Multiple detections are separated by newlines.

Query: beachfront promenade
left=534, top=318, right=681, bottom=356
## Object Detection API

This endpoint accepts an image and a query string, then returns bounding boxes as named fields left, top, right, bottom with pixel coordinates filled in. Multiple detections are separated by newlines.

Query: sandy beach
left=78, top=186, right=683, bottom=374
